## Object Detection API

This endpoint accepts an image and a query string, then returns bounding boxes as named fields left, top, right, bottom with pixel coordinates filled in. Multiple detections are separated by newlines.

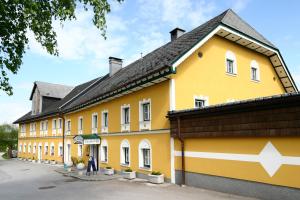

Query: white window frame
left=138, top=139, right=152, bottom=170
left=78, top=116, right=83, bottom=134
left=52, top=119, right=57, bottom=135
left=78, top=144, right=83, bottom=157
left=23, top=143, right=26, bottom=153
left=139, top=99, right=151, bottom=131
left=19, top=144, right=22, bottom=152
left=120, top=139, right=130, bottom=166
left=44, top=120, right=48, bottom=135
left=225, top=50, right=237, bottom=75
left=250, top=60, right=260, bottom=82
left=193, top=95, right=209, bottom=108
left=101, top=110, right=108, bottom=133
left=66, top=119, right=71, bottom=135
left=121, top=104, right=130, bottom=132
left=50, top=143, right=55, bottom=156
left=20, top=124, right=26, bottom=137
left=92, top=113, right=98, bottom=134
left=100, top=139, right=108, bottom=163
left=40, top=121, right=44, bottom=136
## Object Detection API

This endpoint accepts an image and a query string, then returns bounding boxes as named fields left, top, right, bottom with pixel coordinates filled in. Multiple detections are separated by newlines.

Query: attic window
left=225, top=51, right=237, bottom=75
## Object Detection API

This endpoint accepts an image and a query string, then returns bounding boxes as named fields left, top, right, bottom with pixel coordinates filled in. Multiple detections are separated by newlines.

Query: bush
left=71, top=156, right=78, bottom=165
left=106, top=166, right=112, bottom=169
left=2, top=152, right=8, bottom=159
left=77, top=158, right=84, bottom=164
left=124, top=168, right=132, bottom=172
left=151, top=171, right=162, bottom=175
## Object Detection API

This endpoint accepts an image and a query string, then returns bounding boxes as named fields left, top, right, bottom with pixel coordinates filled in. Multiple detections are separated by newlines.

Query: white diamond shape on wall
left=258, top=142, right=283, bottom=177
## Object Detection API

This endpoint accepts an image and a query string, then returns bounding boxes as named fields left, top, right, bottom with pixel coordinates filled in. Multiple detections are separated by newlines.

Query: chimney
left=109, top=57, right=122, bottom=76
left=170, top=28, right=185, bottom=41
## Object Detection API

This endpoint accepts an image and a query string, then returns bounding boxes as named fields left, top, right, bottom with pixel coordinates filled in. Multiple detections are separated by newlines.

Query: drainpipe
left=59, top=111, right=65, bottom=164
left=177, top=117, right=185, bottom=186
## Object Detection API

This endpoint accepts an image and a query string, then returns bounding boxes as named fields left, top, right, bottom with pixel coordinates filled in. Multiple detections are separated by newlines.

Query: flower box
left=50, top=160, right=56, bottom=165
left=32, top=160, right=37, bottom=163
left=44, top=160, right=50, bottom=164
left=148, top=174, right=164, bottom=184
left=123, top=171, right=136, bottom=180
left=104, top=168, right=114, bottom=175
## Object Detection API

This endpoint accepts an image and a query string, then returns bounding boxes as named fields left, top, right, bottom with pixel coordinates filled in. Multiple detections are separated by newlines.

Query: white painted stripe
left=175, top=142, right=300, bottom=177
left=170, top=137, right=175, bottom=184
left=169, top=79, right=176, bottom=111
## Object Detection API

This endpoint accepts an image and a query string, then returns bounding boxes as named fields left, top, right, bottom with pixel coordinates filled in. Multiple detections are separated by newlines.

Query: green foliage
left=77, top=157, right=84, bottom=163
left=0, top=0, right=123, bottom=95
left=71, top=156, right=78, bottom=165
left=151, top=171, right=162, bottom=175
left=0, top=124, right=18, bottom=153
left=2, top=152, right=8, bottom=159
left=124, top=168, right=132, bottom=172
left=106, top=166, right=112, bottom=169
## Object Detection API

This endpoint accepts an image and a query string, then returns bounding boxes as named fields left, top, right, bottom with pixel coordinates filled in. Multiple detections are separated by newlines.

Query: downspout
left=59, top=110, right=65, bottom=164
left=177, top=117, right=185, bottom=186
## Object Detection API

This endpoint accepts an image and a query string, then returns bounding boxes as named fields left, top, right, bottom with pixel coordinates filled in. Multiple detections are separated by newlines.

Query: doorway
left=89, top=144, right=99, bottom=171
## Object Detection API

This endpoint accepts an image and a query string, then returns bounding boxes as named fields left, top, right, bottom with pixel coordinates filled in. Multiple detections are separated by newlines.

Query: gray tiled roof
left=14, top=9, right=278, bottom=123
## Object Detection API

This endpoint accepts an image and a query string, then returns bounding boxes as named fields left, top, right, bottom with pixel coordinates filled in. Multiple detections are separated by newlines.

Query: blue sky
left=1, top=0, right=300, bottom=124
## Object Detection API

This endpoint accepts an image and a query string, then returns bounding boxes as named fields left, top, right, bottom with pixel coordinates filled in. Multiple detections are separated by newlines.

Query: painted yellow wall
left=174, top=137, right=300, bottom=188
left=99, top=132, right=171, bottom=178
left=65, top=80, right=170, bottom=134
left=174, top=35, right=285, bottom=110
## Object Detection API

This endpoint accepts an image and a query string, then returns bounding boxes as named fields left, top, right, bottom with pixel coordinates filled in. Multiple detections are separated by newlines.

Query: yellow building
left=15, top=9, right=299, bottom=200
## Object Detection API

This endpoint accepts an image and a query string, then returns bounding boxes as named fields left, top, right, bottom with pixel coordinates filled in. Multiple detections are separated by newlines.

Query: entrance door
left=90, top=145, right=99, bottom=170
left=38, top=145, right=42, bottom=160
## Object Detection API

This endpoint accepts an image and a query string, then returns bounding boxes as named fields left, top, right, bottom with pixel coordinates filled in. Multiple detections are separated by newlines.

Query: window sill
left=139, top=167, right=151, bottom=172
left=100, top=161, right=108, bottom=164
left=120, top=163, right=130, bottom=167
left=226, top=72, right=237, bottom=77
left=251, top=79, right=260, bottom=83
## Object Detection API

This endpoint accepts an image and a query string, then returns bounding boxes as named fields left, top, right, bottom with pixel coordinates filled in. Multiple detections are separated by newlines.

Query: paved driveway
left=0, top=159, right=257, bottom=200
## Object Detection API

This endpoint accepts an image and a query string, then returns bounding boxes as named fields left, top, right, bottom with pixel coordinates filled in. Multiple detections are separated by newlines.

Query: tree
left=0, top=0, right=122, bottom=95
left=0, top=124, right=18, bottom=158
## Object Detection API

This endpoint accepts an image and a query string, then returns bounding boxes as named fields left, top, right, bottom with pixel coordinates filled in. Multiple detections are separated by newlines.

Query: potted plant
left=122, top=168, right=136, bottom=180
left=76, top=158, right=85, bottom=175
left=44, top=159, right=50, bottom=164
left=31, top=156, right=36, bottom=163
left=148, top=171, right=164, bottom=184
left=50, top=160, right=56, bottom=165
left=104, top=166, right=114, bottom=175
left=65, top=161, right=73, bottom=172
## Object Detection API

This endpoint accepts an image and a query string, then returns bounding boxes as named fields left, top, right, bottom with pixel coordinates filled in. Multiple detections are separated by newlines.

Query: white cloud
left=0, top=102, right=30, bottom=124
left=230, top=0, right=251, bottom=12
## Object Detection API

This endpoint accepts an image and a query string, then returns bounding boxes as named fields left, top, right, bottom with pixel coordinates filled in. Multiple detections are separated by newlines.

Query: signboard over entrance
left=73, top=134, right=100, bottom=145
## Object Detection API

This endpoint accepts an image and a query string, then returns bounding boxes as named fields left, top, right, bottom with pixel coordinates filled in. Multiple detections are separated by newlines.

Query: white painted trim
left=175, top=142, right=300, bottom=177
left=100, top=139, right=108, bottom=163
left=169, top=79, right=176, bottom=111
left=250, top=60, right=260, bottom=81
left=99, top=129, right=170, bottom=137
left=170, top=137, right=175, bottom=184
left=120, top=139, right=130, bottom=167
left=193, top=95, right=209, bottom=108
left=120, top=104, right=131, bottom=132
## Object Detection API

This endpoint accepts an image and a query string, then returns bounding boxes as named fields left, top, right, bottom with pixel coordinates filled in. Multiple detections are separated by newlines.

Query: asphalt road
left=0, top=159, right=257, bottom=200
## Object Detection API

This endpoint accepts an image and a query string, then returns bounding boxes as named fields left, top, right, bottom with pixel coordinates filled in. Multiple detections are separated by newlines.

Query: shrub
left=106, top=166, right=112, bottom=169
left=71, top=156, right=78, bottom=165
left=151, top=171, right=162, bottom=175
left=124, top=168, right=132, bottom=172
left=77, top=158, right=84, bottom=164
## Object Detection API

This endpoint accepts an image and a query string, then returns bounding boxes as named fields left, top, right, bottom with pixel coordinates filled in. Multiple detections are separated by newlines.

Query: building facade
left=15, top=9, right=299, bottom=199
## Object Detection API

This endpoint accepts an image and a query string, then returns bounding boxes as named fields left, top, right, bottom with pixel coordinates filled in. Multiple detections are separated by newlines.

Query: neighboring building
left=14, top=9, right=299, bottom=200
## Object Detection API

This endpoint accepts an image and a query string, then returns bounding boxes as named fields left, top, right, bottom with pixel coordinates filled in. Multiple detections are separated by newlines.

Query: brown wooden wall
left=169, top=94, right=300, bottom=138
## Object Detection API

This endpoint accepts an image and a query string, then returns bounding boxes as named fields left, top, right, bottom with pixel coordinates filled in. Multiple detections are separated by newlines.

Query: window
left=226, top=59, right=234, bottom=74
left=142, top=103, right=150, bottom=121
left=50, top=144, right=55, bottom=156
left=139, top=99, right=151, bottom=130
left=121, top=105, right=130, bottom=132
left=78, top=117, right=83, bottom=132
left=124, top=107, right=130, bottom=124
left=33, top=143, right=36, bottom=154
left=20, top=124, right=26, bottom=133
left=66, top=120, right=71, bottom=134
left=194, top=95, right=209, bottom=108
left=250, top=60, right=260, bottom=81
left=53, top=119, right=57, bottom=129
left=225, top=51, right=237, bottom=75
left=23, top=144, right=26, bottom=153
left=100, top=139, right=108, bottom=162
left=28, top=144, right=31, bottom=153
left=120, top=140, right=130, bottom=166
left=58, top=143, right=63, bottom=157
left=92, top=113, right=98, bottom=133
left=45, top=121, right=48, bottom=131
left=58, top=118, right=62, bottom=129
left=195, top=99, right=205, bottom=108
left=101, top=110, right=109, bottom=133
left=44, top=143, right=48, bottom=155
left=78, top=144, right=83, bottom=157
left=19, top=144, right=22, bottom=152
left=139, top=139, right=151, bottom=169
